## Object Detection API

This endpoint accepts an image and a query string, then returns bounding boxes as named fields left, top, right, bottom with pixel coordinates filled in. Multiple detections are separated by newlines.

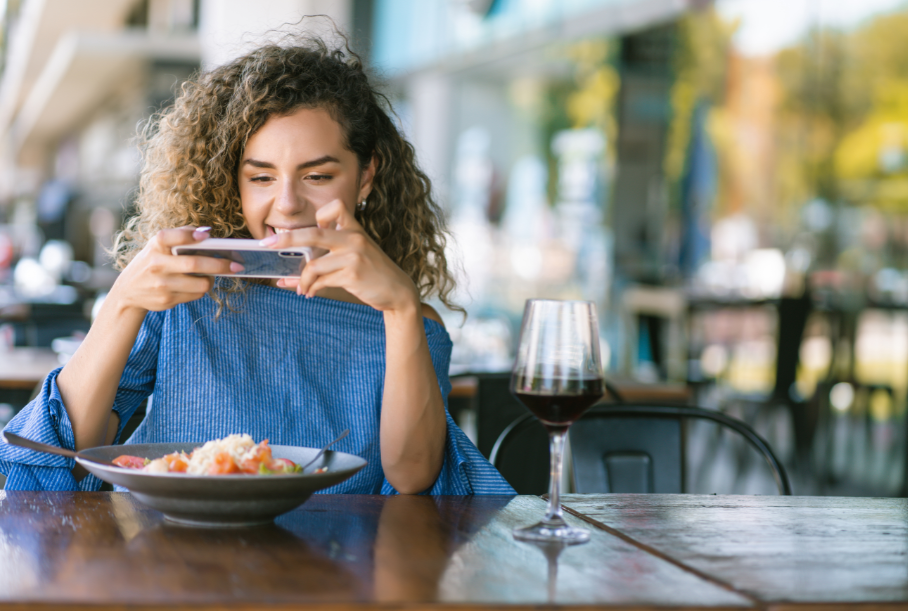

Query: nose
left=274, top=177, right=307, bottom=216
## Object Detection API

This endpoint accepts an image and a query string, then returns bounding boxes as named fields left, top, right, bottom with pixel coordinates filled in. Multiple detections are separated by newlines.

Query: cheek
left=310, top=185, right=356, bottom=210
left=239, top=188, right=264, bottom=220
left=238, top=196, right=267, bottom=239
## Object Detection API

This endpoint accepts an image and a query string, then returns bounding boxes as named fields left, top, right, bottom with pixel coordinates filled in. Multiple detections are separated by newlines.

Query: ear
left=357, top=156, right=377, bottom=203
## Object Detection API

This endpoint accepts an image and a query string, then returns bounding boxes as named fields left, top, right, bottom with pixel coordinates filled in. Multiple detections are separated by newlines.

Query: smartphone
left=171, top=238, right=313, bottom=278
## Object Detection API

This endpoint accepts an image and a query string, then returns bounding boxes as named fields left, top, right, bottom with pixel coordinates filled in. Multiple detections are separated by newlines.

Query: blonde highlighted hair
left=114, top=35, right=459, bottom=312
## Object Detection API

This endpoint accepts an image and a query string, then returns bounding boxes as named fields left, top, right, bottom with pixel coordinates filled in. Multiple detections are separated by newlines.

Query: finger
left=295, top=252, right=350, bottom=296
left=173, top=254, right=242, bottom=276
left=155, top=226, right=210, bottom=249
left=145, top=277, right=214, bottom=309
left=315, top=199, right=361, bottom=232
left=314, top=199, right=345, bottom=230
left=304, top=269, right=347, bottom=298
left=191, top=226, right=212, bottom=241
left=259, top=226, right=349, bottom=250
left=166, top=274, right=215, bottom=295
left=276, top=277, right=299, bottom=289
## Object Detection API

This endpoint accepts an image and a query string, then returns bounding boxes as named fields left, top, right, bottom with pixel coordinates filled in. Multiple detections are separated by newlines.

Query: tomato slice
left=265, top=458, right=301, bottom=474
left=239, top=440, right=274, bottom=474
left=208, top=451, right=240, bottom=474
left=112, top=455, right=147, bottom=470
left=163, top=451, right=189, bottom=473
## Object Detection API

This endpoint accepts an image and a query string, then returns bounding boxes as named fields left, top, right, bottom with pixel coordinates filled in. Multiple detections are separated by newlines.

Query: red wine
left=511, top=374, right=604, bottom=432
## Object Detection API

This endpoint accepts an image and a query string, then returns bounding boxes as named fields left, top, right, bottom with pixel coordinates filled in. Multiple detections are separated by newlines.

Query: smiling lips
left=265, top=225, right=315, bottom=237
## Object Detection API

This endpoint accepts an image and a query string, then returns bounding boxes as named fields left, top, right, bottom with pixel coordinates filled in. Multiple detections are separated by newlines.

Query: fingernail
left=259, top=235, right=279, bottom=246
left=193, top=226, right=211, bottom=240
left=229, top=262, right=244, bottom=273
left=296, top=284, right=302, bottom=296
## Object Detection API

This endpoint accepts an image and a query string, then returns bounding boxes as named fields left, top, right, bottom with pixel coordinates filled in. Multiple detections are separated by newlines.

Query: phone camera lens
left=279, top=251, right=303, bottom=257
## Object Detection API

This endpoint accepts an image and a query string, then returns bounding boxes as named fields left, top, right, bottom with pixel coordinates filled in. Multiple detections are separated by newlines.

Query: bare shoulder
left=420, top=303, right=445, bottom=327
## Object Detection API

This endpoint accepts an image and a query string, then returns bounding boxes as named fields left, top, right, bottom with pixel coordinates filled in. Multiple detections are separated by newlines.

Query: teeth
left=272, top=227, right=292, bottom=234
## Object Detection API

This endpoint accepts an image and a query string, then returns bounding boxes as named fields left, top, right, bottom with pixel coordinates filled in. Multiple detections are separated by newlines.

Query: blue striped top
left=0, top=283, right=515, bottom=495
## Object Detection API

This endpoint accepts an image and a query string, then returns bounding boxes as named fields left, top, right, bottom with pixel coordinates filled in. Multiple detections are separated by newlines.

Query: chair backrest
left=473, top=373, right=527, bottom=458
left=570, top=412, right=681, bottom=493
left=490, top=404, right=792, bottom=495
left=472, top=373, right=551, bottom=494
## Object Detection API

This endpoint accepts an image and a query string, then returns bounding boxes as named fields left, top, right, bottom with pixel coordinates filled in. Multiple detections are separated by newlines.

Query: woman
left=0, top=36, right=514, bottom=495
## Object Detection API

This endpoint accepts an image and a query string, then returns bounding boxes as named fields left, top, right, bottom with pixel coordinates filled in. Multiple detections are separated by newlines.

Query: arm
left=380, top=303, right=447, bottom=493
left=265, top=200, right=447, bottom=493
left=56, top=227, right=237, bottom=467
left=57, top=291, right=147, bottom=455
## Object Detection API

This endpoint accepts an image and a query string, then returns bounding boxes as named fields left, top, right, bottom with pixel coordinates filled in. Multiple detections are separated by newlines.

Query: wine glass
left=510, top=299, right=603, bottom=544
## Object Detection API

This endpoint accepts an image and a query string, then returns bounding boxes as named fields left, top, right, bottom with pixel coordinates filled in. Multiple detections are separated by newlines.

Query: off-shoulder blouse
left=0, top=283, right=515, bottom=495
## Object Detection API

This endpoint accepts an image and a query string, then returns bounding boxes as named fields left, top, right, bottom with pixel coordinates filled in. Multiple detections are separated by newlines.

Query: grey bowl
left=76, top=443, right=367, bottom=527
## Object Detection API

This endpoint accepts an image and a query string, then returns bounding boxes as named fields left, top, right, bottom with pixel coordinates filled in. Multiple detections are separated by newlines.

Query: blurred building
left=369, top=0, right=707, bottom=371
left=0, top=0, right=355, bottom=275
left=0, top=0, right=195, bottom=271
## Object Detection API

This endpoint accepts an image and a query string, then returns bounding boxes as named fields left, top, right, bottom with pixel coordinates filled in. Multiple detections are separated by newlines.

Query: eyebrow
left=242, top=155, right=340, bottom=170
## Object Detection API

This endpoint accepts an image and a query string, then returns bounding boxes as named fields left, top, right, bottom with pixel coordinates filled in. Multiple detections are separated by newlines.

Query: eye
left=250, top=175, right=274, bottom=183
left=305, top=174, right=332, bottom=183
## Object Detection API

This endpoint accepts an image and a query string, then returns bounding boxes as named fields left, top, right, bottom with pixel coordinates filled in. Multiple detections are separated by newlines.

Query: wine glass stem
left=544, top=430, right=567, bottom=525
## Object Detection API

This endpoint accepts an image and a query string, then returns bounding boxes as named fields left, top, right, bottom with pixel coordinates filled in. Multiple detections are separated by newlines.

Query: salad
left=112, top=434, right=321, bottom=475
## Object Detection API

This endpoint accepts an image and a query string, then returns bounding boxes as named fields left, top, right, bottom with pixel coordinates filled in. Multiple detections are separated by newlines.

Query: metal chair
left=490, top=403, right=792, bottom=495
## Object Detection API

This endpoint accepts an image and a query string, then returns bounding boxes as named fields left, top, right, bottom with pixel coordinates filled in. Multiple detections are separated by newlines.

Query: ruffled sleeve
left=380, top=318, right=515, bottom=495
left=0, top=311, right=164, bottom=491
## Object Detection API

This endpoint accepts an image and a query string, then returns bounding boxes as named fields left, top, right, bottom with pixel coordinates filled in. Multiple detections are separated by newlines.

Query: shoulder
left=421, top=303, right=445, bottom=328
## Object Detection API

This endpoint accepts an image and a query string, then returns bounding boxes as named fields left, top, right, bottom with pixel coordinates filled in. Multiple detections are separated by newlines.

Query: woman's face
left=238, top=107, right=374, bottom=239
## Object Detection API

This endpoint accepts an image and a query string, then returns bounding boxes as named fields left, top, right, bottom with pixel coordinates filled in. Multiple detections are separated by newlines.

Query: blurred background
left=2, top=0, right=908, bottom=496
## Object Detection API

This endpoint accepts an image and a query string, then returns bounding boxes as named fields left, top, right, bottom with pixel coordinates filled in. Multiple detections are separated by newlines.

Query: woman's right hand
left=110, top=227, right=241, bottom=313
left=59, top=225, right=238, bottom=459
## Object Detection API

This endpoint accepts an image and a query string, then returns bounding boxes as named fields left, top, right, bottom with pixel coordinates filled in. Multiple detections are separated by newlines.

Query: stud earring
left=357, top=198, right=368, bottom=211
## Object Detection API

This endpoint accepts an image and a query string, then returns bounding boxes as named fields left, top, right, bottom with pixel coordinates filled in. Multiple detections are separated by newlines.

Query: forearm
left=56, top=287, right=146, bottom=452
left=380, top=303, right=447, bottom=494
left=54, top=227, right=225, bottom=458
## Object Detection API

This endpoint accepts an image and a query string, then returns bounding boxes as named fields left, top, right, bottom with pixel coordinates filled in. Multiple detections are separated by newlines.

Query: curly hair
left=114, top=34, right=459, bottom=312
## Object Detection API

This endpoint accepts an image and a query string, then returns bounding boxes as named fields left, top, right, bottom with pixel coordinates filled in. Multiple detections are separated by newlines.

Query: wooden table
left=0, top=492, right=904, bottom=609
left=0, top=347, right=58, bottom=390
left=562, top=493, right=908, bottom=607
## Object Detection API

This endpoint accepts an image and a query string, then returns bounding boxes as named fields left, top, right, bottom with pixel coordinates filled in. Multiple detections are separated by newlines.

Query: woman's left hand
left=263, top=199, right=420, bottom=313
left=266, top=199, right=445, bottom=493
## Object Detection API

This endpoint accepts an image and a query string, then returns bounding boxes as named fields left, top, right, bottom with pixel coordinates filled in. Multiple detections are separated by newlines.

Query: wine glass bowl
left=510, top=299, right=603, bottom=544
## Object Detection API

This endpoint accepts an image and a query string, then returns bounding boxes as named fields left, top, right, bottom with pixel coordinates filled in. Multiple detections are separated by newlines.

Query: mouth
left=265, top=224, right=315, bottom=237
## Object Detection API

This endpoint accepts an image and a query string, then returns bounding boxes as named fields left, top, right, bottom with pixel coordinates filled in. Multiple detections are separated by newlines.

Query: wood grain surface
left=561, top=494, right=908, bottom=605
left=0, top=492, right=750, bottom=610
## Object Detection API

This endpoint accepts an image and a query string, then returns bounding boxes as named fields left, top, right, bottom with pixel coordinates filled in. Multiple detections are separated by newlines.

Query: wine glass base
left=513, top=521, right=590, bottom=544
